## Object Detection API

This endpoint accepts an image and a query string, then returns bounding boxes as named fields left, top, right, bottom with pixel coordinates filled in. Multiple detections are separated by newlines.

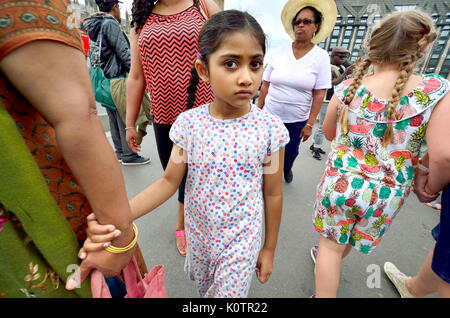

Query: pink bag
left=91, top=256, right=167, bottom=298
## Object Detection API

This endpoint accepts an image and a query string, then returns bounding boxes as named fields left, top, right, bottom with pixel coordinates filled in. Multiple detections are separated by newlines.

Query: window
left=395, top=5, right=416, bottom=12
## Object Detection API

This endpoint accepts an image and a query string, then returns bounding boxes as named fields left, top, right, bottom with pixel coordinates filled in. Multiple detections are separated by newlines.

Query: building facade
left=316, top=0, right=449, bottom=79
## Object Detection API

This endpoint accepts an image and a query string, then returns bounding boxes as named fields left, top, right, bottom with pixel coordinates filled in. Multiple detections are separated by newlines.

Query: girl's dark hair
left=291, top=6, right=322, bottom=33
left=131, top=0, right=157, bottom=33
left=186, top=10, right=266, bottom=110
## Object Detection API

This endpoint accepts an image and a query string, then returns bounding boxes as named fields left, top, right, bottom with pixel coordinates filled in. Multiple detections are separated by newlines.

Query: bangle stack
left=105, top=223, right=138, bottom=254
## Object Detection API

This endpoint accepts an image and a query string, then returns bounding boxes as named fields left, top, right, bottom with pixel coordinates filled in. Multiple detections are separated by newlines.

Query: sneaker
left=121, top=156, right=151, bottom=166
left=384, top=262, right=415, bottom=298
left=311, top=245, right=318, bottom=264
left=309, top=145, right=326, bottom=155
left=284, top=169, right=293, bottom=183
left=312, top=149, right=322, bottom=160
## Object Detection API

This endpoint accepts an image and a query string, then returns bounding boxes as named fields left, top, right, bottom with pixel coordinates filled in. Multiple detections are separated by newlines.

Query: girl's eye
left=251, top=60, right=263, bottom=69
left=224, top=60, right=238, bottom=68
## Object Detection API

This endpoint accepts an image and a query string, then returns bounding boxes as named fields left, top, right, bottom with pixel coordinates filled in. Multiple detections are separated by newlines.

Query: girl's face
left=293, top=8, right=319, bottom=42
left=196, top=30, right=264, bottom=115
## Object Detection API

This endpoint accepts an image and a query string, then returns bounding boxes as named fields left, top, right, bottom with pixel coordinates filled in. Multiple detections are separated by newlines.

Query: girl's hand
left=126, top=128, right=141, bottom=153
left=255, top=247, right=275, bottom=284
left=78, top=213, right=120, bottom=259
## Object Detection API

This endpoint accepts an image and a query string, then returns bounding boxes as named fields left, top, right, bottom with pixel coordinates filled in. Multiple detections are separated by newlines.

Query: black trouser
left=153, top=122, right=186, bottom=204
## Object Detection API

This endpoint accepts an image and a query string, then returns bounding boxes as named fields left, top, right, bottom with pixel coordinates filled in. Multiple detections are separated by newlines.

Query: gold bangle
left=306, top=123, right=314, bottom=129
left=105, top=223, right=138, bottom=254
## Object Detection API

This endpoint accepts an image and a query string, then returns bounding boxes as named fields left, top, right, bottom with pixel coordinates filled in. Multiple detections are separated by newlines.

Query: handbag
left=90, top=256, right=167, bottom=298
left=88, top=20, right=116, bottom=110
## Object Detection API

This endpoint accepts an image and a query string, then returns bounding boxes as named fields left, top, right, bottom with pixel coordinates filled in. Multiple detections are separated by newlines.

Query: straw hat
left=281, top=0, right=338, bottom=44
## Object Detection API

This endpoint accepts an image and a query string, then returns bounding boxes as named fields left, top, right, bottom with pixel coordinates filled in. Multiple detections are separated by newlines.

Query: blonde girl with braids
left=311, top=10, right=449, bottom=297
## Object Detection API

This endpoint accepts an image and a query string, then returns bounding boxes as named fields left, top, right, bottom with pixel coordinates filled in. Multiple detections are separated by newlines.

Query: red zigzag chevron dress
left=138, top=2, right=214, bottom=125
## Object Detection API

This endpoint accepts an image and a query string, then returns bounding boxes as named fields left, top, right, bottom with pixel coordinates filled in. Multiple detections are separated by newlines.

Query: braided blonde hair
left=339, top=10, right=437, bottom=145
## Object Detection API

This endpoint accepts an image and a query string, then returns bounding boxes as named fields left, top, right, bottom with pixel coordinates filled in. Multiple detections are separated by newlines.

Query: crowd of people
left=0, top=0, right=448, bottom=299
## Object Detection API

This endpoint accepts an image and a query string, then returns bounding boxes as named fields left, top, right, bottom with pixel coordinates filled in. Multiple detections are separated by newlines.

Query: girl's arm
left=424, top=92, right=450, bottom=193
left=130, top=145, right=188, bottom=219
left=322, top=93, right=340, bottom=141
left=256, top=148, right=285, bottom=284
left=125, top=27, right=147, bottom=152
left=300, top=89, right=326, bottom=142
left=78, top=145, right=188, bottom=252
left=257, top=81, right=270, bottom=109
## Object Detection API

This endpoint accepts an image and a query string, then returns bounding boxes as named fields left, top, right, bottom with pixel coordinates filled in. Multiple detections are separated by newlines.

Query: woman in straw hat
left=258, top=0, right=337, bottom=183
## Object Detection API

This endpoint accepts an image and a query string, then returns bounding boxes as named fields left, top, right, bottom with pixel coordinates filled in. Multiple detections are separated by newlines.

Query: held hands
left=255, top=247, right=275, bottom=284
left=65, top=214, right=135, bottom=290
left=126, top=127, right=141, bottom=153
left=413, top=170, right=439, bottom=203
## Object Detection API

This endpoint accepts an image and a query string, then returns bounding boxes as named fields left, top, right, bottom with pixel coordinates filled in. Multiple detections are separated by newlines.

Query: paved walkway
left=102, top=111, right=439, bottom=298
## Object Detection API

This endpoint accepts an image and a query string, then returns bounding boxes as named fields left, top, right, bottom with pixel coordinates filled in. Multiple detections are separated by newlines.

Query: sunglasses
left=293, top=18, right=315, bottom=26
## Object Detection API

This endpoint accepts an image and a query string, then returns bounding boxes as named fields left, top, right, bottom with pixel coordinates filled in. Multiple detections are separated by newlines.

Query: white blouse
left=262, top=44, right=331, bottom=123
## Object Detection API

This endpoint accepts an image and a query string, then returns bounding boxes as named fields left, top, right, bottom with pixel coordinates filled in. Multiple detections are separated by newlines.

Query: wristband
left=105, top=223, right=138, bottom=254
left=417, top=162, right=429, bottom=173
left=125, top=127, right=136, bottom=130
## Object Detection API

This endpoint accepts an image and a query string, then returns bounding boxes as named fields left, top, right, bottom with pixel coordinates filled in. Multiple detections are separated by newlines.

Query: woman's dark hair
left=291, top=6, right=322, bottom=33
left=131, top=0, right=157, bottom=33
left=186, top=10, right=266, bottom=109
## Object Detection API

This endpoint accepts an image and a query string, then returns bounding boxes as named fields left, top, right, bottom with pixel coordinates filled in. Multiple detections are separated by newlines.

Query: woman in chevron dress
left=125, top=0, right=220, bottom=256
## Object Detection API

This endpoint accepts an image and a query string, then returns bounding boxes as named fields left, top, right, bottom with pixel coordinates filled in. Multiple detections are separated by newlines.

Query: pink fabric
left=91, top=257, right=167, bottom=298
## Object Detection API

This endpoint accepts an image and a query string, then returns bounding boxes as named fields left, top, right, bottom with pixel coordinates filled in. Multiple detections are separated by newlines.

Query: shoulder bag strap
left=198, top=0, right=209, bottom=19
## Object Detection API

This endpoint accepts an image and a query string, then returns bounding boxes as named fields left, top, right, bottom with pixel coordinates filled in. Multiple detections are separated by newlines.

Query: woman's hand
left=66, top=213, right=135, bottom=290
left=78, top=213, right=120, bottom=259
left=126, top=128, right=141, bottom=153
left=299, top=125, right=313, bottom=142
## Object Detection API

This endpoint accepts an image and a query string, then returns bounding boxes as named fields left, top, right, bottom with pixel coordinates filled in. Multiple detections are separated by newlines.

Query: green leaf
left=361, top=95, right=372, bottom=109
left=399, top=96, right=409, bottom=105
left=394, top=119, right=411, bottom=130
left=373, top=123, right=387, bottom=138
left=347, top=156, right=358, bottom=168
left=396, top=170, right=406, bottom=183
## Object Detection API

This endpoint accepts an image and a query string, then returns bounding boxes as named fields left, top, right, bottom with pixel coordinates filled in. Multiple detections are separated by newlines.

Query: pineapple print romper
left=312, top=74, right=449, bottom=255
